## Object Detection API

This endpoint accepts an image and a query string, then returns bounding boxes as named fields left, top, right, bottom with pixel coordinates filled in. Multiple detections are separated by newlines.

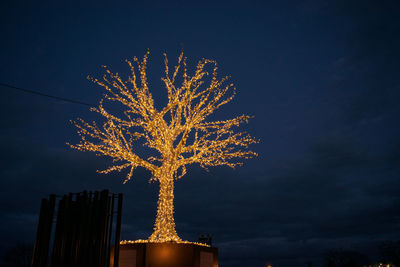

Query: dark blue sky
left=1, top=1, right=399, bottom=266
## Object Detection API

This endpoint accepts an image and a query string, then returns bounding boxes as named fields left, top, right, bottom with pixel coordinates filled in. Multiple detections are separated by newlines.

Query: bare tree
left=379, top=240, right=400, bottom=266
left=68, top=49, right=258, bottom=242
left=324, top=249, right=370, bottom=267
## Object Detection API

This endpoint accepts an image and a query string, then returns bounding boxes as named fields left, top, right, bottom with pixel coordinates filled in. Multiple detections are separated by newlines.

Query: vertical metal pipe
left=31, top=198, right=47, bottom=267
left=31, top=195, right=55, bottom=267
left=113, top=194, right=123, bottom=267
left=99, top=190, right=109, bottom=267
left=106, top=194, right=115, bottom=266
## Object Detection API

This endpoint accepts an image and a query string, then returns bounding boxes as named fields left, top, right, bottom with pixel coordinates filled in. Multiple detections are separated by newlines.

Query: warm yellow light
left=120, top=239, right=210, bottom=247
left=68, top=49, right=258, bottom=242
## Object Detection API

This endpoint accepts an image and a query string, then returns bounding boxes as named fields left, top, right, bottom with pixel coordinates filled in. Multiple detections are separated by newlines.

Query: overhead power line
left=0, top=82, right=94, bottom=107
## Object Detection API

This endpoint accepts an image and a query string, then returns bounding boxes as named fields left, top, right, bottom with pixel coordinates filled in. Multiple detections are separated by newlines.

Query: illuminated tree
left=68, top=50, right=258, bottom=242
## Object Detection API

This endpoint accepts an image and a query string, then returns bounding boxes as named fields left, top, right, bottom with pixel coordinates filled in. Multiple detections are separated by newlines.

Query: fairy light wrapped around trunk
left=68, top=49, right=258, bottom=243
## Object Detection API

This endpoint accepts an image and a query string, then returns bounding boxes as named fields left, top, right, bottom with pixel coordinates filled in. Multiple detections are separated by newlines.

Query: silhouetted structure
left=31, top=190, right=123, bottom=267
left=324, top=249, right=370, bottom=267
left=379, top=240, right=400, bottom=266
left=198, top=234, right=213, bottom=246
left=2, top=242, right=33, bottom=267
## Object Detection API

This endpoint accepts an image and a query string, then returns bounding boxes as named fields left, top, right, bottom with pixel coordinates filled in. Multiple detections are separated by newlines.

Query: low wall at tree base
left=114, top=242, right=218, bottom=267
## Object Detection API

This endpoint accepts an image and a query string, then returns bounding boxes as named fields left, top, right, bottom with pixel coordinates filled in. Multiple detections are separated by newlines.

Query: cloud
left=1, top=2, right=399, bottom=266
left=157, top=134, right=400, bottom=266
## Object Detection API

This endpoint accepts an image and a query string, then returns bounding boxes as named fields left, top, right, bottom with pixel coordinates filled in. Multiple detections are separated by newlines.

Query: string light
left=68, top=49, right=259, bottom=243
left=120, top=239, right=210, bottom=247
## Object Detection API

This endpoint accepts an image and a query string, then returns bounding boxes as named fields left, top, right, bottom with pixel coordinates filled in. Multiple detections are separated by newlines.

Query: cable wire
left=0, top=82, right=94, bottom=107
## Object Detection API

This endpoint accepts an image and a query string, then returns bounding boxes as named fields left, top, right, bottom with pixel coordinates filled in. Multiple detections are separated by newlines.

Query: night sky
left=1, top=1, right=400, bottom=266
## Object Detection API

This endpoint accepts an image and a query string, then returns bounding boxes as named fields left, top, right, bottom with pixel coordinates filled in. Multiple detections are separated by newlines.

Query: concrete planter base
left=116, top=242, right=218, bottom=267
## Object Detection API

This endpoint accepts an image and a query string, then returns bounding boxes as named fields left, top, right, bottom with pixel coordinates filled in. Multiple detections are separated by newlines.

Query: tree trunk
left=148, top=172, right=181, bottom=242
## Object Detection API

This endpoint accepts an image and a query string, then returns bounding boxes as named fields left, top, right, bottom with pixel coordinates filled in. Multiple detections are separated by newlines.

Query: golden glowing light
left=68, top=49, right=258, bottom=243
left=120, top=239, right=210, bottom=247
